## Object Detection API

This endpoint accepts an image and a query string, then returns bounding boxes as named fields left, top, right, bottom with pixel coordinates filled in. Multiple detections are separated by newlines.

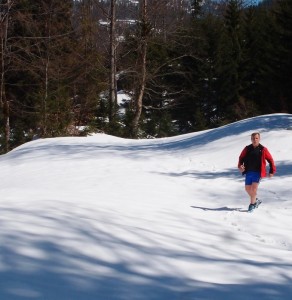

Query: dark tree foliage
left=214, top=0, right=244, bottom=124
left=272, top=0, right=292, bottom=112
left=0, top=0, right=76, bottom=152
left=1, top=0, right=291, bottom=152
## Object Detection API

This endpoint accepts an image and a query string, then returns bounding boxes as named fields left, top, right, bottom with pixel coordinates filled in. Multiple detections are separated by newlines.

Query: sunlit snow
left=1, top=113, right=292, bottom=300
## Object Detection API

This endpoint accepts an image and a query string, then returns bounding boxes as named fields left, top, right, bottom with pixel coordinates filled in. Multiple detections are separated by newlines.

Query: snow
left=117, top=91, right=131, bottom=115
left=0, top=113, right=292, bottom=300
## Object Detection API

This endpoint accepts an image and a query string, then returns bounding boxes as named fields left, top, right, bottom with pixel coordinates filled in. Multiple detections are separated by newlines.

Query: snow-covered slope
left=0, top=113, right=292, bottom=300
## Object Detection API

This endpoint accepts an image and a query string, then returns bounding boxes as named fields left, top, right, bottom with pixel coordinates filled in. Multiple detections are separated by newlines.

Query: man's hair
left=251, top=132, right=260, bottom=138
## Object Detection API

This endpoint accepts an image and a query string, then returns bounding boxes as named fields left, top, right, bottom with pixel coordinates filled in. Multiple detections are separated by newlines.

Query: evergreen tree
left=240, top=6, right=264, bottom=117
left=272, top=0, right=292, bottom=112
left=215, top=0, right=244, bottom=123
left=199, top=14, right=224, bottom=127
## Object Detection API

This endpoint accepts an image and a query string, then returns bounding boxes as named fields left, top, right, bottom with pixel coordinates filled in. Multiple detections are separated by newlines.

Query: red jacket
left=238, top=144, right=276, bottom=178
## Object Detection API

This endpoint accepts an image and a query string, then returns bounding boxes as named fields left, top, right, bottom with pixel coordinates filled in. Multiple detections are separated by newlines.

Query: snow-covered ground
left=0, top=113, right=292, bottom=300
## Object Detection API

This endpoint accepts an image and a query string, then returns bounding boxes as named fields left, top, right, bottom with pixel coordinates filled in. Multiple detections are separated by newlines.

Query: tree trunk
left=109, top=0, right=117, bottom=122
left=0, top=0, right=12, bottom=153
left=131, top=0, right=148, bottom=138
left=132, top=42, right=147, bottom=137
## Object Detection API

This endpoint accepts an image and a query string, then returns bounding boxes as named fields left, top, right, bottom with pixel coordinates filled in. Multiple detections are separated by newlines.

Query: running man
left=238, top=132, right=276, bottom=211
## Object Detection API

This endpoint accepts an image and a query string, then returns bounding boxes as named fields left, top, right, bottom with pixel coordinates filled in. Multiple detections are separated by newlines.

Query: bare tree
left=109, top=0, right=117, bottom=122
left=0, top=0, right=13, bottom=152
left=24, top=1, right=75, bottom=137
left=131, top=0, right=149, bottom=137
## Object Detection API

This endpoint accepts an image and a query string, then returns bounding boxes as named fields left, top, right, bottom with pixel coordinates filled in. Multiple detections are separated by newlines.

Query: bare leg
left=245, top=182, right=259, bottom=204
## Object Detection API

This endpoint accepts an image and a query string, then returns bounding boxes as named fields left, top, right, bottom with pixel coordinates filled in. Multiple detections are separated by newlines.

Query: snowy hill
left=0, top=113, right=292, bottom=300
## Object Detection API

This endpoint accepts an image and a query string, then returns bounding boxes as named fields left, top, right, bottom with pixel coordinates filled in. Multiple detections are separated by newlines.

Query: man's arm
left=265, top=148, right=276, bottom=175
left=238, top=147, right=247, bottom=172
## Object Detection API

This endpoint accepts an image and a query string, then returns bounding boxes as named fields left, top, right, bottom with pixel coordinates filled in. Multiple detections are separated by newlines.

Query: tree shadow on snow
left=154, top=168, right=241, bottom=180
left=1, top=202, right=292, bottom=300
left=154, top=161, right=292, bottom=180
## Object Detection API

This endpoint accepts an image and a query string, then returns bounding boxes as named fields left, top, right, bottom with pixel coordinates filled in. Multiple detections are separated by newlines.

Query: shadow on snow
left=1, top=114, right=292, bottom=163
left=1, top=203, right=292, bottom=300
left=154, top=161, right=292, bottom=179
left=191, top=206, right=247, bottom=213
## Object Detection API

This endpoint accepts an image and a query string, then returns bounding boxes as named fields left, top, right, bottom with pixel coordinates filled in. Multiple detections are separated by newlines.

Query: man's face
left=251, top=134, right=260, bottom=147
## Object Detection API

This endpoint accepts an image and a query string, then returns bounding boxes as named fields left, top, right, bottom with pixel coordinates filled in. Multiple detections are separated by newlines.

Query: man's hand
left=239, top=165, right=245, bottom=173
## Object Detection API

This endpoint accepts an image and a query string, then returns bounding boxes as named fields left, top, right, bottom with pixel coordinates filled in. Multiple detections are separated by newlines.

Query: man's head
left=251, top=132, right=260, bottom=147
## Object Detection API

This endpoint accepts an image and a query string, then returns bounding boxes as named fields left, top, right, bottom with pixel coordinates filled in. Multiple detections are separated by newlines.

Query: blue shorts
left=245, top=171, right=261, bottom=185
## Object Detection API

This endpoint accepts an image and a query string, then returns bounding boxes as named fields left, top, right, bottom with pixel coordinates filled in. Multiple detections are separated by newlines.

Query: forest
left=0, top=0, right=291, bottom=153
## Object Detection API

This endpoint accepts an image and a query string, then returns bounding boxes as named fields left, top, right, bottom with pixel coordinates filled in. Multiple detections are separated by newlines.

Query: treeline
left=0, top=0, right=291, bottom=153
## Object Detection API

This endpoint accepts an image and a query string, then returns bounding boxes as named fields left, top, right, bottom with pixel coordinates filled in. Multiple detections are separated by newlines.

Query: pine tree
left=215, top=0, right=244, bottom=123
left=272, top=0, right=292, bottom=112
